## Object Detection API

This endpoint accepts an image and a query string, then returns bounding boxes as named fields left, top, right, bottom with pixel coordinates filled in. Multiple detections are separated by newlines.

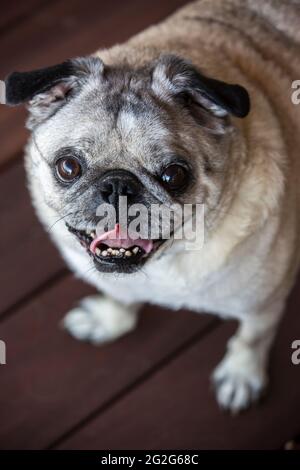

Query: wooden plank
left=0, top=108, right=28, bottom=171
left=0, top=0, right=189, bottom=166
left=0, top=0, right=51, bottom=31
left=58, top=278, right=300, bottom=450
left=0, top=274, right=215, bottom=449
left=0, top=162, right=65, bottom=316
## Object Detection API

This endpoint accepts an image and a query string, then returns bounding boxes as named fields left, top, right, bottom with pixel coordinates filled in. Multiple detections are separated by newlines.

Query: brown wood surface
left=57, top=279, right=300, bottom=450
left=0, top=0, right=299, bottom=451
left=0, top=275, right=215, bottom=449
left=0, top=0, right=50, bottom=31
left=0, top=162, right=65, bottom=317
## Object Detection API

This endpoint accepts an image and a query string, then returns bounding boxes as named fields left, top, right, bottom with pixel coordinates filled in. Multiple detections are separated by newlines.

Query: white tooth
left=120, top=248, right=125, bottom=253
left=111, top=250, right=117, bottom=256
left=102, top=250, right=108, bottom=257
left=115, top=250, right=120, bottom=255
left=107, top=248, right=113, bottom=253
left=95, top=247, right=101, bottom=256
left=133, top=247, right=139, bottom=255
left=91, top=232, right=96, bottom=239
left=125, top=250, right=132, bottom=257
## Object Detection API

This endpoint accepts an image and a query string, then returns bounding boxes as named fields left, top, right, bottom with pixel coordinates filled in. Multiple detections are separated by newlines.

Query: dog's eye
left=161, top=164, right=189, bottom=192
left=56, top=157, right=82, bottom=182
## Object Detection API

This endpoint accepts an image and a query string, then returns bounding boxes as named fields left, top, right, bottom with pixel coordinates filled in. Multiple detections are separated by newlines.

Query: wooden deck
left=0, top=0, right=300, bottom=450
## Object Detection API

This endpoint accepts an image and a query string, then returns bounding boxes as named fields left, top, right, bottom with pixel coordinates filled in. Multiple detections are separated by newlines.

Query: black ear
left=5, top=61, right=76, bottom=106
left=5, top=56, right=104, bottom=129
left=152, top=54, right=250, bottom=119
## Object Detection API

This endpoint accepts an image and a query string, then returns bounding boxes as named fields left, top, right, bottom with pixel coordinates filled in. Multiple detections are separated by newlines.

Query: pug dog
left=4, top=0, right=300, bottom=412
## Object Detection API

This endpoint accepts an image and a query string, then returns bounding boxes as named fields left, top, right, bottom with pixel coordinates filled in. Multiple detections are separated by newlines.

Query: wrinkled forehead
left=36, top=77, right=175, bottom=167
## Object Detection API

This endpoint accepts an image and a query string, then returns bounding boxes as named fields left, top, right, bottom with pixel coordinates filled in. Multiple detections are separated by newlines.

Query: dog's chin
left=66, top=224, right=165, bottom=274
left=92, top=250, right=147, bottom=274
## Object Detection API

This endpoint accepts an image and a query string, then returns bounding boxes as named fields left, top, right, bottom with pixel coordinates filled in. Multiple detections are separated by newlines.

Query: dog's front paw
left=62, top=295, right=138, bottom=345
left=212, top=347, right=267, bottom=413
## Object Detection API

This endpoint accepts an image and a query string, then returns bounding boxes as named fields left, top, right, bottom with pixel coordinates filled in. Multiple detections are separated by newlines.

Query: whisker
left=46, top=212, right=74, bottom=234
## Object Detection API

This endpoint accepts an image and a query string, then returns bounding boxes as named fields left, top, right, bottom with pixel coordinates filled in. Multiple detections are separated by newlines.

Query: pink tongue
left=90, top=224, right=153, bottom=254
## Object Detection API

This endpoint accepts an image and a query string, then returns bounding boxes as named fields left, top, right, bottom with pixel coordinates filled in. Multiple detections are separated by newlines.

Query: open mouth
left=67, top=223, right=163, bottom=273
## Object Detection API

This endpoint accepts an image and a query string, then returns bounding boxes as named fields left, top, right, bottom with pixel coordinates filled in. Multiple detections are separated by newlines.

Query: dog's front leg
left=62, top=295, right=139, bottom=345
left=212, top=301, right=284, bottom=413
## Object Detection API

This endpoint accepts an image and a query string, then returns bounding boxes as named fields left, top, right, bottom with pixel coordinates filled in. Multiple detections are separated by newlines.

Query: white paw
left=212, top=347, right=267, bottom=413
left=62, top=295, right=138, bottom=345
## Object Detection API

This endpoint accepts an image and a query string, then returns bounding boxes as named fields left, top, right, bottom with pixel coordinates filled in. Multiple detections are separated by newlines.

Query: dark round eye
left=160, top=164, right=189, bottom=192
left=56, top=157, right=82, bottom=182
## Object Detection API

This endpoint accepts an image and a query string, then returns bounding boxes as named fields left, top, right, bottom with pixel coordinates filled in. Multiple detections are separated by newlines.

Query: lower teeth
left=95, top=246, right=140, bottom=258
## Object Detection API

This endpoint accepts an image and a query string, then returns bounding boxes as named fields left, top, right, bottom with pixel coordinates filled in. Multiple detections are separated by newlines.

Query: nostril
left=105, top=183, right=114, bottom=194
left=123, top=184, right=136, bottom=196
left=120, top=184, right=132, bottom=196
left=99, top=182, right=114, bottom=201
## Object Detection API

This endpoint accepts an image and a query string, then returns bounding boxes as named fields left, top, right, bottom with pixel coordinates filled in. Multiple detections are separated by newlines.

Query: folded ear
left=151, top=54, right=250, bottom=120
left=5, top=56, right=104, bottom=129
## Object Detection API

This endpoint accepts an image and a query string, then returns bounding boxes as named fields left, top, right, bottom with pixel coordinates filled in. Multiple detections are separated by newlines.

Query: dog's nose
left=99, top=169, right=141, bottom=205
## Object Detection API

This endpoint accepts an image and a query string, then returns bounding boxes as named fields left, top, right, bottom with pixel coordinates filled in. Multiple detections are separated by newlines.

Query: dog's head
left=6, top=54, right=250, bottom=273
